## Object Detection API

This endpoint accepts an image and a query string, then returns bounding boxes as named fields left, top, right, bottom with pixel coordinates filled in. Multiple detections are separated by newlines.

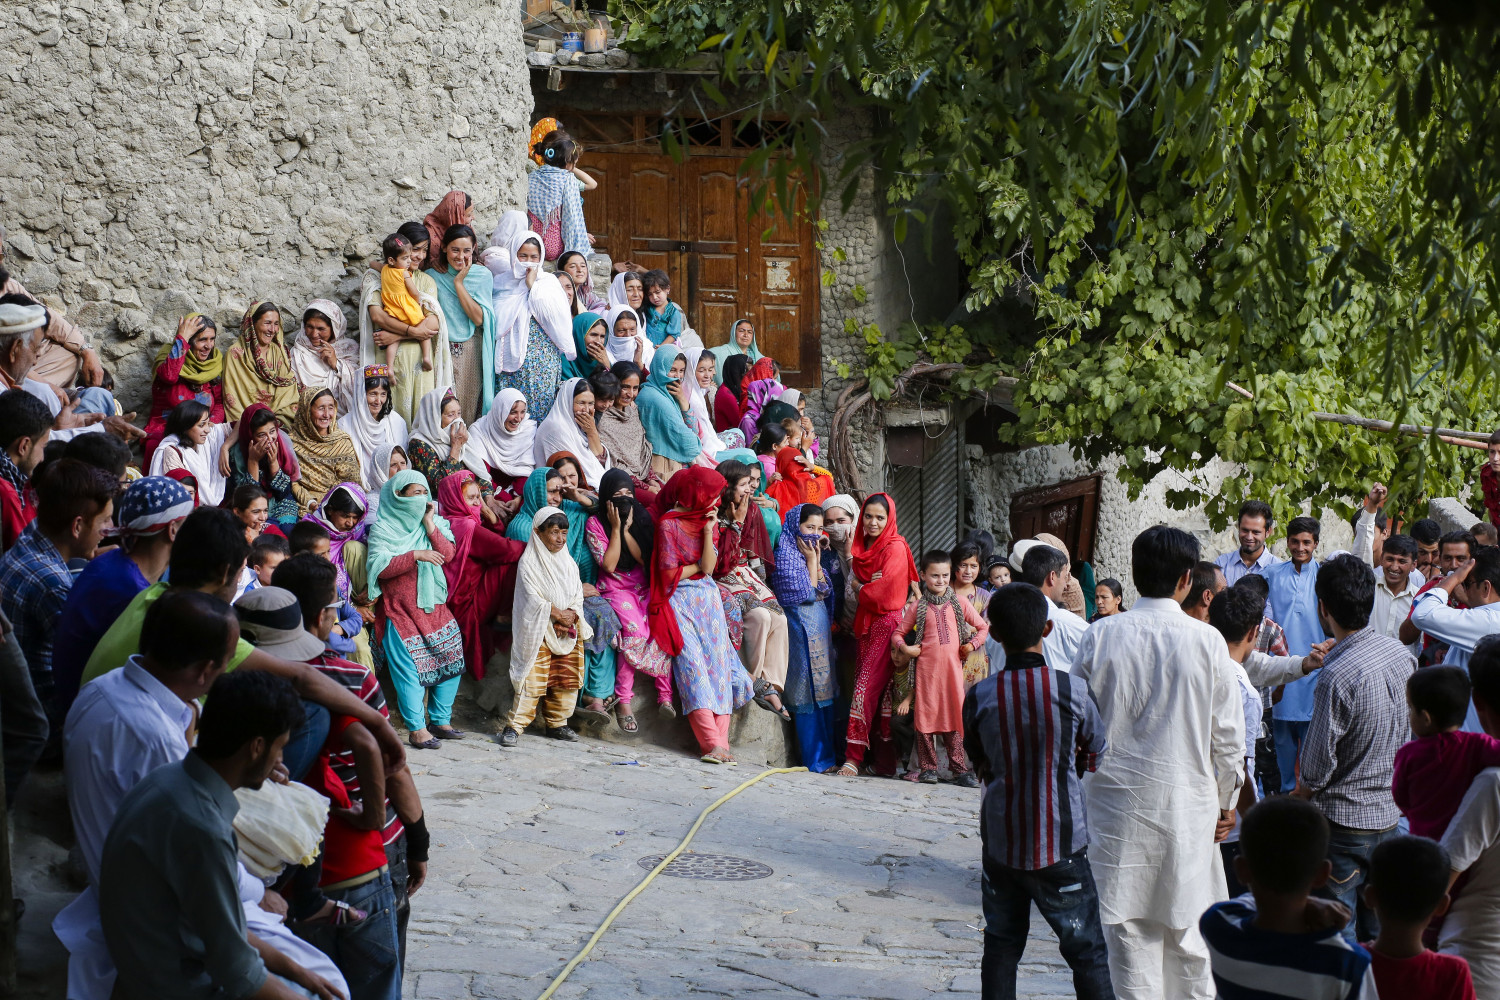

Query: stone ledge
left=451, top=649, right=797, bottom=768
left=1429, top=497, right=1482, bottom=534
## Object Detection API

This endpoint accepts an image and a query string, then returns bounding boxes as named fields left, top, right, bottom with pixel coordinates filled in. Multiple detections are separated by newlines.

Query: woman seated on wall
left=224, top=301, right=300, bottom=425
left=142, top=314, right=226, bottom=465
left=289, top=299, right=362, bottom=410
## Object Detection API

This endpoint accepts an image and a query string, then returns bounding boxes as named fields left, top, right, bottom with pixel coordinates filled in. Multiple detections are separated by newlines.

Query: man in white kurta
left=1070, top=526, right=1246, bottom=1000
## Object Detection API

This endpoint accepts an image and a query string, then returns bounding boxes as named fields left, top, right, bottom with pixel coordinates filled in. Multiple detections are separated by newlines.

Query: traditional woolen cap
left=110, top=476, right=194, bottom=538
left=233, top=586, right=327, bottom=662
left=0, top=302, right=46, bottom=336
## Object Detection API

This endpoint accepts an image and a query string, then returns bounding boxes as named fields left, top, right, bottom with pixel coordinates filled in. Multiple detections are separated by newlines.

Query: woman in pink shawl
left=737, top=377, right=783, bottom=442
left=436, top=470, right=526, bottom=678
left=423, top=191, right=475, bottom=269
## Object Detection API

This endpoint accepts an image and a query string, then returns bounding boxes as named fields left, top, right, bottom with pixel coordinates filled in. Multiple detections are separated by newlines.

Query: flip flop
left=572, top=705, right=613, bottom=727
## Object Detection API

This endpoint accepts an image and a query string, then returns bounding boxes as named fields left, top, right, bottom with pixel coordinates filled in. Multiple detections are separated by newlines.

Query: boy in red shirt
left=1362, top=835, right=1476, bottom=1000
left=0, top=389, right=50, bottom=551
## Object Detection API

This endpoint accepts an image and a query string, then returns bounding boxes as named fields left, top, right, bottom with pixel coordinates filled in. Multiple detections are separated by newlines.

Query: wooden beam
left=1311, top=411, right=1490, bottom=442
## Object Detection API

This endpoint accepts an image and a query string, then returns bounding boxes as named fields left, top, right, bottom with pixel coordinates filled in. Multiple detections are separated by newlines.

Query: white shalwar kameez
left=1070, top=596, right=1246, bottom=1000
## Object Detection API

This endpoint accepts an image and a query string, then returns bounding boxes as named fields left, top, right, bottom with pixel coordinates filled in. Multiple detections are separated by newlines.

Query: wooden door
left=579, top=149, right=821, bottom=387
left=1008, top=475, right=1102, bottom=563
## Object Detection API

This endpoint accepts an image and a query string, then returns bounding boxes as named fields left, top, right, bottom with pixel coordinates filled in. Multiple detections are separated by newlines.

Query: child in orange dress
left=379, top=233, right=434, bottom=373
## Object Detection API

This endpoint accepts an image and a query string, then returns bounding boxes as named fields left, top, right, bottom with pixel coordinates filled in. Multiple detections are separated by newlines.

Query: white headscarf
left=492, top=230, right=577, bottom=373
left=480, top=210, right=528, bottom=278
left=609, top=271, right=643, bottom=313
left=289, top=299, right=360, bottom=410
left=407, top=385, right=489, bottom=479
left=364, top=441, right=405, bottom=519
left=531, top=376, right=610, bottom=488
left=510, top=505, right=593, bottom=685
left=822, top=494, right=859, bottom=519
left=604, top=305, right=653, bottom=370
left=679, top=345, right=726, bottom=462
left=147, top=420, right=231, bottom=507
left=780, top=388, right=803, bottom=409
left=338, top=370, right=410, bottom=490
left=465, top=387, right=535, bottom=478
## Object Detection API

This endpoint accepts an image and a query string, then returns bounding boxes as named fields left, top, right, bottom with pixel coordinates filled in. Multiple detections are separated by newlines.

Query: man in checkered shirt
left=1291, top=553, right=1416, bottom=943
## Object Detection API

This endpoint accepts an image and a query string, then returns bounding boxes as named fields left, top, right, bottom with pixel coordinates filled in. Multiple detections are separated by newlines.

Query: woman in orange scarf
left=837, top=493, right=919, bottom=777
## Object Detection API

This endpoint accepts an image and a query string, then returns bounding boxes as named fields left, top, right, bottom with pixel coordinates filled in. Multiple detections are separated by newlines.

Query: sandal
left=601, top=693, right=621, bottom=713
left=700, top=747, right=736, bottom=765
left=835, top=762, right=859, bottom=778
left=572, top=703, right=612, bottom=727
left=617, top=711, right=639, bottom=735
left=658, top=702, right=677, bottom=721
left=752, top=680, right=792, bottom=722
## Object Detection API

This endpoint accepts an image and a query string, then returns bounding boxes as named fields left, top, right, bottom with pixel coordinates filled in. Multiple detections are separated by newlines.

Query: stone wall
left=967, top=443, right=1356, bottom=601
left=2, top=0, right=533, bottom=414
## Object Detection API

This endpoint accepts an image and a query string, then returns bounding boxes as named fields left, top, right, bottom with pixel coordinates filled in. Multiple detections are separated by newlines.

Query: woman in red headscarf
left=162, top=469, right=201, bottom=507
left=837, top=493, right=919, bottom=778
left=423, top=191, right=475, bottom=269
left=648, top=467, right=755, bottom=764
left=764, top=446, right=835, bottom=517
left=435, top=470, right=526, bottom=679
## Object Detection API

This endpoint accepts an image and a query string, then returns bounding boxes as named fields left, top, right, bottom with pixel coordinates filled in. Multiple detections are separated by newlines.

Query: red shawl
left=850, top=492, right=919, bottom=635
left=740, top=357, right=776, bottom=396
left=423, top=190, right=471, bottom=269
left=647, top=467, right=727, bottom=656
left=764, top=446, right=833, bottom=517
left=436, top=471, right=480, bottom=594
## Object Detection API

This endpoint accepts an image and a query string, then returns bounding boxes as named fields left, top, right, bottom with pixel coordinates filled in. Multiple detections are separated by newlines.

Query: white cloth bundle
left=232, top=779, right=329, bottom=879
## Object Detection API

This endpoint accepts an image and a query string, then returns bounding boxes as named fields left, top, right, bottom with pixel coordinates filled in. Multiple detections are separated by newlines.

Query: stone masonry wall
left=1, top=0, right=533, bottom=415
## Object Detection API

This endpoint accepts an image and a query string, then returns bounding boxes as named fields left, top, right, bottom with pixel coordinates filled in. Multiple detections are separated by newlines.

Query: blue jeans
left=301, top=870, right=402, bottom=1000
left=1272, top=718, right=1310, bottom=792
left=282, top=700, right=330, bottom=782
left=1317, top=823, right=1397, bottom=943
left=981, top=850, right=1113, bottom=1000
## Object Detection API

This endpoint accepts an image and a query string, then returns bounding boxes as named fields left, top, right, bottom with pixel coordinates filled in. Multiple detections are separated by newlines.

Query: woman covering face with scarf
left=435, top=470, right=525, bottom=681
left=768, top=503, right=841, bottom=773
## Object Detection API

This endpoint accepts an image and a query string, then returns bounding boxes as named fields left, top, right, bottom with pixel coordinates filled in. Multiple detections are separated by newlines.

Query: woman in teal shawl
left=368, top=469, right=466, bottom=748
left=561, top=312, right=610, bottom=381
left=718, top=446, right=781, bottom=548
left=426, top=223, right=498, bottom=419
left=506, top=466, right=620, bottom=721
left=636, top=345, right=704, bottom=477
left=706, top=317, right=764, bottom=383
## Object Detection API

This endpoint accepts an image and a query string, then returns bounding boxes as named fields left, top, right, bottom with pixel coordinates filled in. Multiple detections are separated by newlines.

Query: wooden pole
left=1311, top=411, right=1491, bottom=443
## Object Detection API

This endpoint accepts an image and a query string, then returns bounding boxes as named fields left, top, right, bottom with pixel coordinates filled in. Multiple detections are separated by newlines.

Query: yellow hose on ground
left=534, top=766, right=809, bottom=1000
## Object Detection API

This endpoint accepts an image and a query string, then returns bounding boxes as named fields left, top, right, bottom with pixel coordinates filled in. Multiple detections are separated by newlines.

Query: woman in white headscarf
left=363, top=442, right=408, bottom=521
left=609, top=271, right=646, bottom=314
left=531, top=377, right=611, bottom=489
left=405, top=385, right=505, bottom=523
left=604, top=305, right=653, bottom=370
left=498, top=506, right=593, bottom=746
left=461, top=386, right=536, bottom=501
left=289, top=300, right=362, bottom=411
left=491, top=228, right=576, bottom=422
left=338, top=364, right=410, bottom=491
left=680, top=345, right=729, bottom=465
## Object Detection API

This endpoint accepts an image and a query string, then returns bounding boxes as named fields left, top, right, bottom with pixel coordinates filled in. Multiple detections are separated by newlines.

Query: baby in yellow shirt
left=379, top=233, right=434, bottom=372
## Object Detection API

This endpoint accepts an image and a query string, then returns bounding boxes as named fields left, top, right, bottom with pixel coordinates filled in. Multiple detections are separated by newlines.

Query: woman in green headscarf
left=506, top=467, right=563, bottom=543
left=706, top=316, right=763, bottom=383
left=562, top=312, right=610, bottom=381
left=425, top=223, right=498, bottom=420
left=636, top=344, right=704, bottom=479
left=368, top=469, right=466, bottom=749
left=144, top=313, right=228, bottom=467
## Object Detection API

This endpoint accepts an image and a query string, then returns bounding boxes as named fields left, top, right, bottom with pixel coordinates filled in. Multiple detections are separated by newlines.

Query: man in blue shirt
left=1264, top=515, right=1326, bottom=792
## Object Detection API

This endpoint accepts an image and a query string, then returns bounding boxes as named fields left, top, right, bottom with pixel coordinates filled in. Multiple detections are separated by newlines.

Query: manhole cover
left=636, top=853, right=774, bottom=881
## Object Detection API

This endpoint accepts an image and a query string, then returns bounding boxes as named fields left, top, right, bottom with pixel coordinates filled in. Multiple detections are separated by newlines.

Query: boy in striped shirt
left=962, top=582, right=1112, bottom=1000
left=1201, top=796, right=1377, bottom=998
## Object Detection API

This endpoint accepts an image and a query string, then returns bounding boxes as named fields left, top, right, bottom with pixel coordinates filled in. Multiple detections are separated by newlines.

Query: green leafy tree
left=615, top=0, right=1500, bottom=526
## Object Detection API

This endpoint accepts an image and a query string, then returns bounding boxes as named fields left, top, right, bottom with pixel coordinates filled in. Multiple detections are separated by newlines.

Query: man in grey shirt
left=99, top=669, right=327, bottom=1000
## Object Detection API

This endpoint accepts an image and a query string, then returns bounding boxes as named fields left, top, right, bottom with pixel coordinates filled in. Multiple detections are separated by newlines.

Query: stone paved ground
left=403, top=730, right=1079, bottom=1000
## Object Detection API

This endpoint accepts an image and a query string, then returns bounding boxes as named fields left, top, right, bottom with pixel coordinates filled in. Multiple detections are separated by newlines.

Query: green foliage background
left=611, top=0, right=1500, bottom=528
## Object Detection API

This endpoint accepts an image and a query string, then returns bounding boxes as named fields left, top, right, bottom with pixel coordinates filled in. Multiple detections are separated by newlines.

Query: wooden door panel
left=573, top=147, right=819, bottom=385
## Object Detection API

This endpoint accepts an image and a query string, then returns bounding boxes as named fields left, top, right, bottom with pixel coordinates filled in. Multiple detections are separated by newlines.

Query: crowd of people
left=4, top=115, right=1500, bottom=1000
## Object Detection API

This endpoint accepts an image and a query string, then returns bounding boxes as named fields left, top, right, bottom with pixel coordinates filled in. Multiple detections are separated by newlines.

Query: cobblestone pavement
left=403, top=731, right=1080, bottom=999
